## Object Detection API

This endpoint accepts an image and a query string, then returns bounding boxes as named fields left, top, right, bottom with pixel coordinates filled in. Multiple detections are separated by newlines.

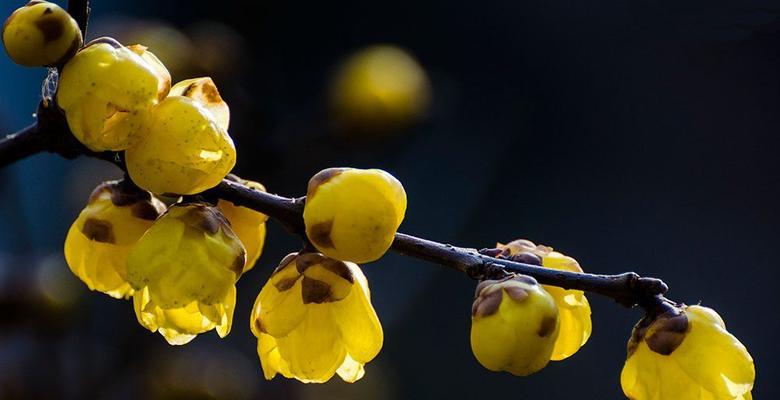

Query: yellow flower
left=64, top=180, right=165, bottom=299
left=329, top=45, right=431, bottom=132
left=470, top=275, right=560, bottom=376
left=250, top=252, right=383, bottom=383
left=57, top=38, right=171, bottom=151
left=621, top=305, right=754, bottom=400
left=125, top=78, right=236, bottom=195
left=168, top=77, right=230, bottom=131
left=303, top=167, right=406, bottom=263
left=126, top=203, right=246, bottom=345
left=496, top=239, right=592, bottom=360
left=2, top=1, right=82, bottom=67
left=217, top=176, right=268, bottom=273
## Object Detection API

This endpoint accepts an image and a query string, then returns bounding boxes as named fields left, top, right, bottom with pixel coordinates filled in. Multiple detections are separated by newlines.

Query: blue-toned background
left=1, top=0, right=778, bottom=398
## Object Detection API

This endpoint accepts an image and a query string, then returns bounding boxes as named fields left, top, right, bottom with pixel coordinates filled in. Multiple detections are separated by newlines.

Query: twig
left=67, top=0, right=90, bottom=37
left=0, top=124, right=42, bottom=169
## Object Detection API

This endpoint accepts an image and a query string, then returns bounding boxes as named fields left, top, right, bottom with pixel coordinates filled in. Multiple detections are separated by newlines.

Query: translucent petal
left=218, top=194, right=267, bottom=272
left=542, top=251, right=592, bottom=361
left=332, top=281, right=383, bottom=363
left=170, top=77, right=230, bottom=131
left=158, top=329, right=198, bottom=345
left=257, top=333, right=293, bottom=380
left=672, top=306, right=754, bottom=397
left=275, top=306, right=346, bottom=383
left=336, top=354, right=366, bottom=383
left=257, top=278, right=308, bottom=338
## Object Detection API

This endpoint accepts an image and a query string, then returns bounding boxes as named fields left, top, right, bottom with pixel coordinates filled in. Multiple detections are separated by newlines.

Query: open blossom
left=250, top=252, right=383, bottom=383
left=64, top=180, right=165, bottom=299
left=126, top=203, right=245, bottom=345
left=621, top=304, right=754, bottom=400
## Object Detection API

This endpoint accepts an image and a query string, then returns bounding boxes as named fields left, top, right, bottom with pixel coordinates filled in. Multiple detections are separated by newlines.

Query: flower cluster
left=56, top=37, right=234, bottom=195
left=28, top=8, right=407, bottom=378
left=64, top=180, right=253, bottom=345
left=2, top=1, right=757, bottom=394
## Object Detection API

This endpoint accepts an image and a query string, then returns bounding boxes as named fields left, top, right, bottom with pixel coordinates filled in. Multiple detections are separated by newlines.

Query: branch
left=210, top=180, right=666, bottom=306
left=67, top=0, right=90, bottom=37
left=0, top=124, right=42, bottom=169
left=0, top=113, right=670, bottom=309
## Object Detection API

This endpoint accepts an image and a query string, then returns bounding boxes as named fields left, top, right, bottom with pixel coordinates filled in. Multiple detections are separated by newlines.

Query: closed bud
left=57, top=39, right=171, bottom=151
left=125, top=80, right=236, bottom=195
left=2, top=1, right=82, bottom=67
left=303, top=167, right=406, bottom=263
left=470, top=275, right=559, bottom=376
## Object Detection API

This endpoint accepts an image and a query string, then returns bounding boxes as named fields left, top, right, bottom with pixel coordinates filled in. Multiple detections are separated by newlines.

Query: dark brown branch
left=0, top=124, right=43, bottom=169
left=208, top=179, right=306, bottom=234
left=0, top=110, right=670, bottom=308
left=67, top=0, right=90, bottom=37
left=391, top=233, right=668, bottom=307
left=209, top=180, right=668, bottom=307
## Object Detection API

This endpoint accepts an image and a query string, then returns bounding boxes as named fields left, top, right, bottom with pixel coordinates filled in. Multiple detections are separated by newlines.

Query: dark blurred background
left=1, top=0, right=778, bottom=398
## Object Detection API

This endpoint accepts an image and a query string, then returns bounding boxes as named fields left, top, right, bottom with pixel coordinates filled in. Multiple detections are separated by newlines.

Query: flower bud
left=621, top=305, right=754, bottom=399
left=470, top=275, right=559, bottom=376
left=250, top=252, right=383, bottom=383
left=497, top=239, right=592, bottom=360
left=2, top=1, right=82, bottom=67
left=125, top=80, right=236, bottom=195
left=64, top=180, right=165, bottom=299
left=57, top=39, right=171, bottom=151
left=303, top=167, right=406, bottom=263
left=126, top=203, right=246, bottom=344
